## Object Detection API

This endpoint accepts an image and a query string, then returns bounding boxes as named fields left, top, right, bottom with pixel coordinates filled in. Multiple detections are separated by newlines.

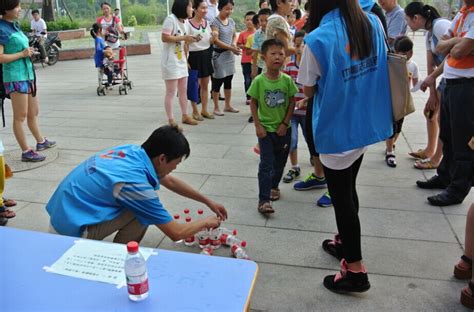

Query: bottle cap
left=127, top=241, right=139, bottom=253
left=173, top=214, right=180, bottom=220
left=241, top=241, right=247, bottom=248
left=233, top=229, right=238, bottom=236
left=185, top=216, right=192, bottom=223
left=231, top=244, right=239, bottom=253
left=197, top=209, right=204, bottom=215
left=184, top=208, right=190, bottom=214
left=219, top=233, right=229, bottom=244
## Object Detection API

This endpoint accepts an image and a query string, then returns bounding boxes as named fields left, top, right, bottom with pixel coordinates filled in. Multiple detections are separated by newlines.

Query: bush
left=123, top=4, right=157, bottom=25
left=127, top=15, right=138, bottom=27
left=46, top=18, right=80, bottom=31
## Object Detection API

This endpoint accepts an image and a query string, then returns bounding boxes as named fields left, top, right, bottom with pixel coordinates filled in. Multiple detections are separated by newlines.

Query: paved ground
left=2, top=33, right=473, bottom=311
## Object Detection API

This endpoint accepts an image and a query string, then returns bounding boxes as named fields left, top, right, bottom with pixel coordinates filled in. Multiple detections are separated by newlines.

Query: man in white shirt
left=30, top=9, right=48, bottom=62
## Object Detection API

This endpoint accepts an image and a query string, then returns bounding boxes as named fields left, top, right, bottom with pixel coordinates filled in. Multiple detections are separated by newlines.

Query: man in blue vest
left=46, top=125, right=226, bottom=243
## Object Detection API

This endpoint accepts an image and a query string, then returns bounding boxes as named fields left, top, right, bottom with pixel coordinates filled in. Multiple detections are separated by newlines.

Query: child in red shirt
left=237, top=11, right=256, bottom=104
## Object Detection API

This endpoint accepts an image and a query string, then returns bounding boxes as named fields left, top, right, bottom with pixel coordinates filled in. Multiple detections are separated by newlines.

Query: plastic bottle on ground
left=200, top=247, right=214, bottom=256
left=231, top=242, right=250, bottom=260
left=125, top=241, right=149, bottom=301
left=173, top=214, right=183, bottom=244
left=219, top=227, right=237, bottom=236
left=183, top=217, right=195, bottom=246
left=208, top=228, right=222, bottom=250
left=220, top=233, right=246, bottom=247
left=196, top=209, right=210, bottom=248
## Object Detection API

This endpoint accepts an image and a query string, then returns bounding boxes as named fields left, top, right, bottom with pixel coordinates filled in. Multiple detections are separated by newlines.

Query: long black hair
left=306, top=0, right=373, bottom=60
left=0, top=0, right=20, bottom=15
left=405, top=2, right=441, bottom=30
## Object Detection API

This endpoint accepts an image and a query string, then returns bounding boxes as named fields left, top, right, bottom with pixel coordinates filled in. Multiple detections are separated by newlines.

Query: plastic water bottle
left=125, top=241, right=149, bottom=301
left=231, top=242, right=250, bottom=260
left=209, top=228, right=222, bottom=249
left=184, top=217, right=195, bottom=246
left=196, top=209, right=210, bottom=248
left=173, top=214, right=183, bottom=244
left=219, top=227, right=238, bottom=236
left=220, top=233, right=246, bottom=247
left=200, top=247, right=213, bottom=256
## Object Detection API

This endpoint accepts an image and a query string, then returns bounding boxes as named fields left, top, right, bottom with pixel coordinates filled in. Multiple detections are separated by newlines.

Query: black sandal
left=385, top=152, right=397, bottom=168
left=454, top=255, right=473, bottom=280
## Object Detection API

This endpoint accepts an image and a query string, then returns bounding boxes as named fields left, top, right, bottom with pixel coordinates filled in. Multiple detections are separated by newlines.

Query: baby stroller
left=97, top=46, right=133, bottom=96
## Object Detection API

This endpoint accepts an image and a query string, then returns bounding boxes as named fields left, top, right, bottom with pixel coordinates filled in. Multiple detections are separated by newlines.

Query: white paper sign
left=44, top=239, right=156, bottom=286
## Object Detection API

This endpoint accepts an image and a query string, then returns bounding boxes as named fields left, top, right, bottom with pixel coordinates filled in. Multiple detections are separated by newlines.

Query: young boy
left=385, top=36, right=419, bottom=168
left=237, top=11, right=257, bottom=105
left=251, top=8, right=271, bottom=79
left=282, top=31, right=308, bottom=183
left=30, top=9, right=48, bottom=63
left=248, top=39, right=298, bottom=214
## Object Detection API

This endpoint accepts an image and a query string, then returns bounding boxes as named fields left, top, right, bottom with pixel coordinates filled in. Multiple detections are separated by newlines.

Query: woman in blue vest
left=405, top=2, right=451, bottom=170
left=298, top=0, right=392, bottom=293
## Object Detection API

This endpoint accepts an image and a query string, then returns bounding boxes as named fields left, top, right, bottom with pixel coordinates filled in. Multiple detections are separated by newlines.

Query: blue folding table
left=0, top=227, right=259, bottom=312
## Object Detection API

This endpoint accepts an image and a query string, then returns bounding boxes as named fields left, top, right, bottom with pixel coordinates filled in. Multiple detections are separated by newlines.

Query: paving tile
left=6, top=203, right=51, bottom=233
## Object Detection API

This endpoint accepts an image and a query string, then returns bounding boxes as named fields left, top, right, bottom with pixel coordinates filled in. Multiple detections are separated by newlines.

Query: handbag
left=386, top=48, right=415, bottom=121
left=105, top=17, right=119, bottom=44
left=187, top=69, right=199, bottom=103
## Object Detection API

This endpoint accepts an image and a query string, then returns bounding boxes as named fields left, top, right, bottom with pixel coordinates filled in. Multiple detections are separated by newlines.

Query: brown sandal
left=461, top=282, right=474, bottom=310
left=408, top=149, right=427, bottom=160
left=0, top=208, right=16, bottom=218
left=3, top=198, right=17, bottom=207
left=270, top=188, right=280, bottom=201
left=454, top=255, right=473, bottom=280
left=258, top=201, right=274, bottom=214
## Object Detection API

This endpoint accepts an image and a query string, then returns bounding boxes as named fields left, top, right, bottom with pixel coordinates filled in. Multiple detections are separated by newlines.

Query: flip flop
left=0, top=208, right=16, bottom=218
left=3, top=198, right=17, bottom=207
left=213, top=110, right=224, bottom=116
left=414, top=158, right=438, bottom=170
left=408, top=149, right=427, bottom=159
left=224, top=107, right=240, bottom=113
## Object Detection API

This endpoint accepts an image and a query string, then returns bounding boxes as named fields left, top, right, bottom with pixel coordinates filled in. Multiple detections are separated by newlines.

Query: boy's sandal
left=0, top=208, right=16, bottom=219
left=385, top=153, right=397, bottom=168
left=414, top=158, right=438, bottom=170
left=461, top=281, right=474, bottom=310
left=270, top=188, right=280, bottom=201
left=408, top=149, right=427, bottom=159
left=3, top=198, right=17, bottom=207
left=454, top=255, right=473, bottom=280
left=258, top=201, right=275, bottom=214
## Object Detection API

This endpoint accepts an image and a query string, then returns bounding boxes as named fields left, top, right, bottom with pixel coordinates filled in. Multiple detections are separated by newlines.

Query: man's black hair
left=101, top=2, right=112, bottom=8
left=218, top=0, right=234, bottom=11
left=259, top=0, right=268, bottom=8
left=393, top=36, right=413, bottom=53
left=114, top=8, right=120, bottom=12
left=257, top=8, right=272, bottom=17
left=31, top=9, right=40, bottom=15
left=252, top=14, right=259, bottom=27
left=142, top=125, right=190, bottom=161
left=172, top=0, right=191, bottom=19
left=261, top=38, right=284, bottom=54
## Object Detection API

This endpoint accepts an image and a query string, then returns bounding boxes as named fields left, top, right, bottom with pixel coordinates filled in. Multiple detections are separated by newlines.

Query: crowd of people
left=0, top=0, right=473, bottom=307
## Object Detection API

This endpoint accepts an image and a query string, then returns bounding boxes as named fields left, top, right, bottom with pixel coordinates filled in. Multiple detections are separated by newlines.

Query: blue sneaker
left=36, top=138, right=56, bottom=151
left=317, top=191, right=332, bottom=207
left=293, top=173, right=327, bottom=191
left=21, top=150, right=46, bottom=162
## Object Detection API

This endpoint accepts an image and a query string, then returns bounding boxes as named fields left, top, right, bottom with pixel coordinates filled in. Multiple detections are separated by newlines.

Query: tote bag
left=187, top=69, right=199, bottom=102
left=387, top=52, right=415, bottom=121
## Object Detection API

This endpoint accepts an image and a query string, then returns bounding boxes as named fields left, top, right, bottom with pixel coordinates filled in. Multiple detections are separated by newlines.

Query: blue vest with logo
left=305, top=9, right=393, bottom=154
left=46, top=144, right=160, bottom=237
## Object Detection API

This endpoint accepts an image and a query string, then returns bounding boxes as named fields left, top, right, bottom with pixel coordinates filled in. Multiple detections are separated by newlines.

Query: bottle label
left=127, top=279, right=149, bottom=295
left=210, top=239, right=220, bottom=247
left=198, top=238, right=210, bottom=245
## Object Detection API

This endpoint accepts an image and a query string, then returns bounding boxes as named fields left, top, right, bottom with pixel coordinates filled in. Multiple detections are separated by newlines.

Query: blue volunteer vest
left=305, top=9, right=393, bottom=154
left=46, top=144, right=160, bottom=237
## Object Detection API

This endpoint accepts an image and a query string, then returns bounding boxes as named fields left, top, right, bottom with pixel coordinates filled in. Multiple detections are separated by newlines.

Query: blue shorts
left=3, top=80, right=34, bottom=95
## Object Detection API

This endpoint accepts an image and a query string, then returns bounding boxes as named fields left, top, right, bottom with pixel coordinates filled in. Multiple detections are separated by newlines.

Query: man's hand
left=420, top=75, right=436, bottom=92
left=424, top=93, right=439, bottom=120
left=296, top=99, right=307, bottom=110
left=255, top=123, right=267, bottom=138
left=207, top=201, right=227, bottom=221
left=276, top=123, right=288, bottom=136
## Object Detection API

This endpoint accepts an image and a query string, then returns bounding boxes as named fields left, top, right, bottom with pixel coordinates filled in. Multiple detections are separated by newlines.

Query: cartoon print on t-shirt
left=264, top=89, right=285, bottom=108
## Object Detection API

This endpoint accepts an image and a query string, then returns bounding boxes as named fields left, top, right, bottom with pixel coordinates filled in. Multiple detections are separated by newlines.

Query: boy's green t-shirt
left=247, top=73, right=298, bottom=132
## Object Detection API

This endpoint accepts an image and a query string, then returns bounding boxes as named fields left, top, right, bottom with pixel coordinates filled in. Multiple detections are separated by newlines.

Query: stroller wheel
left=128, top=81, right=133, bottom=90
left=124, top=86, right=128, bottom=95
left=119, top=87, right=122, bottom=95
left=102, top=88, right=106, bottom=96
left=97, top=87, right=101, bottom=96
